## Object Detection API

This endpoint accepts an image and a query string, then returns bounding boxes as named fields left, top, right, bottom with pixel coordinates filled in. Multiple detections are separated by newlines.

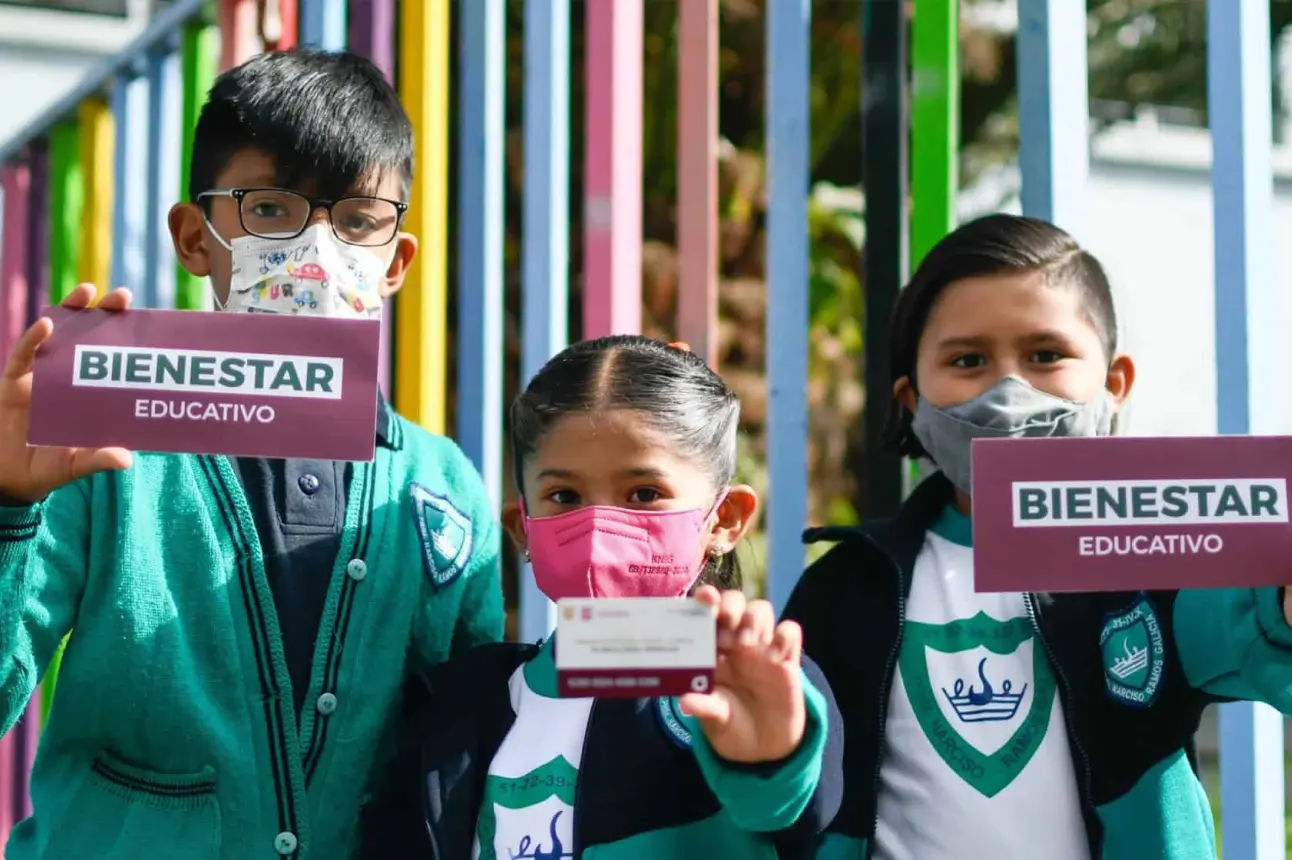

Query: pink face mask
left=523, top=495, right=725, bottom=601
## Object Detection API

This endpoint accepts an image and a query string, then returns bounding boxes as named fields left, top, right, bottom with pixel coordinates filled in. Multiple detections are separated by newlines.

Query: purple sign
left=29, top=307, right=382, bottom=461
left=971, top=435, right=1292, bottom=593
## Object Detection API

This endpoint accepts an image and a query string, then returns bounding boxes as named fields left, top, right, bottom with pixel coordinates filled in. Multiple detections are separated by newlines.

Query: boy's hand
left=679, top=586, right=807, bottom=764
left=0, top=284, right=134, bottom=504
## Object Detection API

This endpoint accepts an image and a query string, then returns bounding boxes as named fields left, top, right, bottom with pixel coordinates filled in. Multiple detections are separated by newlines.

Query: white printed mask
left=219, top=224, right=387, bottom=319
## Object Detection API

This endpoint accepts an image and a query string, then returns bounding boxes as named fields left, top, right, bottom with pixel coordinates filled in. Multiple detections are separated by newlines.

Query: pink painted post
left=582, top=0, right=643, bottom=338
left=675, top=0, right=720, bottom=366
left=1, top=161, right=31, bottom=361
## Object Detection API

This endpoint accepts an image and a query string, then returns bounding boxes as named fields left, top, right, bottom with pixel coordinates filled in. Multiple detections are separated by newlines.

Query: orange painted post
left=675, top=0, right=720, bottom=367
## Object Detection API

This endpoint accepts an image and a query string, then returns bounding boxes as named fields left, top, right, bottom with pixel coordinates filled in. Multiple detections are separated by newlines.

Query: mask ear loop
left=703, top=488, right=731, bottom=557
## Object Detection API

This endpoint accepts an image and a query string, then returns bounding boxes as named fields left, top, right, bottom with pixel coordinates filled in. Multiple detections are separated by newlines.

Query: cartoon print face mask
left=214, top=223, right=387, bottom=319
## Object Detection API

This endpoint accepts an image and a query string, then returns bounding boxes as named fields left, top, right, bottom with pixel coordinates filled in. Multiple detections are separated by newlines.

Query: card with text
left=555, top=597, right=716, bottom=699
left=28, top=307, right=381, bottom=461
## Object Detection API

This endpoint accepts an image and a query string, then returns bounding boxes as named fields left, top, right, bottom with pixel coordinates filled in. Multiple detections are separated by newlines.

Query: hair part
left=882, top=213, right=1119, bottom=460
left=510, top=335, right=743, bottom=589
left=188, top=50, right=413, bottom=203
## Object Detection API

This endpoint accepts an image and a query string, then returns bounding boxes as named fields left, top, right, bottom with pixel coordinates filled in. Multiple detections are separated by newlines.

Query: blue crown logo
left=941, top=657, right=1027, bottom=723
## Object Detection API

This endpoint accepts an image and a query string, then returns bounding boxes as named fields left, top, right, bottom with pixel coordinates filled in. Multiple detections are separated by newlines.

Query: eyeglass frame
left=196, top=187, right=410, bottom=247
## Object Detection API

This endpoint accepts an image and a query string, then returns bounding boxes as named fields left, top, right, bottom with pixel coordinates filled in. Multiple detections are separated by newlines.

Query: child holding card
left=0, top=51, right=502, bottom=860
left=361, top=336, right=844, bottom=860
left=784, top=214, right=1292, bottom=860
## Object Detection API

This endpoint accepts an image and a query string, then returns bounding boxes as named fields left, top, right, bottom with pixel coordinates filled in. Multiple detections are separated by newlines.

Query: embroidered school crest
left=1100, top=595, right=1165, bottom=707
left=899, top=612, right=1055, bottom=798
left=655, top=696, right=694, bottom=749
left=409, top=484, right=473, bottom=590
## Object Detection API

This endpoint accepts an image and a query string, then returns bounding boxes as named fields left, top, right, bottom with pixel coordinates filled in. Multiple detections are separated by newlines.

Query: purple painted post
left=348, top=0, right=396, bottom=398
left=1, top=158, right=31, bottom=361
left=24, top=141, right=49, bottom=326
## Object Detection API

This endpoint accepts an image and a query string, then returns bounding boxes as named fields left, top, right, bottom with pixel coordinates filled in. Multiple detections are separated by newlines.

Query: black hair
left=511, top=335, right=743, bottom=590
left=188, top=50, right=413, bottom=203
left=884, top=213, right=1119, bottom=460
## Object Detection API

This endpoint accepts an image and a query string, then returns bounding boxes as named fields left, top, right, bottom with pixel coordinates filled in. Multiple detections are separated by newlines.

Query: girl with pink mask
left=362, top=336, right=843, bottom=860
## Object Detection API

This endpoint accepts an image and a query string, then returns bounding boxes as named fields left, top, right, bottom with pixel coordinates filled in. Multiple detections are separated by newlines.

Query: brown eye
left=628, top=488, right=663, bottom=504
left=951, top=354, right=986, bottom=369
left=545, top=489, right=579, bottom=506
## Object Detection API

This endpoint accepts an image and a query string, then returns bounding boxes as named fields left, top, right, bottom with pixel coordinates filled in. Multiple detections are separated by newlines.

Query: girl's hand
left=679, top=585, right=807, bottom=764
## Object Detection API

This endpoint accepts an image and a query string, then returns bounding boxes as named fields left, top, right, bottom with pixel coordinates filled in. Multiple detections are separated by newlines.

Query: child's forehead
left=214, top=149, right=400, bottom=198
left=925, top=271, right=1089, bottom=339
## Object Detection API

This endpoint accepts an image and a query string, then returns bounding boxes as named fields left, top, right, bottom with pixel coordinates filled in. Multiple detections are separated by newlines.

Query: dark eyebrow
left=934, top=336, right=989, bottom=351
left=533, top=467, right=670, bottom=482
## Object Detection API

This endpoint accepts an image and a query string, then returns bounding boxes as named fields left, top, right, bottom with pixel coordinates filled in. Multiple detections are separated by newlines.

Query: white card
left=554, top=597, right=716, bottom=698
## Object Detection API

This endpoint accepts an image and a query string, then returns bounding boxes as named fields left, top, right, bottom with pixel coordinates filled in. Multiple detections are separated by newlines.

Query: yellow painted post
left=395, top=0, right=449, bottom=433
left=77, top=99, right=115, bottom=297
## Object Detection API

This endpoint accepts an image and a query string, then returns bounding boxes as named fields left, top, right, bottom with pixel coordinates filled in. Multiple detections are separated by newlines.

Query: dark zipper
left=571, top=700, right=595, bottom=859
left=869, top=567, right=906, bottom=850
left=1024, top=593, right=1100, bottom=857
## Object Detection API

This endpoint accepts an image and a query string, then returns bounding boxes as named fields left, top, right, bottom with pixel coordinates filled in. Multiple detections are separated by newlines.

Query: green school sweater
left=0, top=411, right=503, bottom=860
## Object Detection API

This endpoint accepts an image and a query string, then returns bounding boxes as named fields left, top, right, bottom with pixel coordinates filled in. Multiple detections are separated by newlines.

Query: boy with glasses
left=0, top=50, right=502, bottom=860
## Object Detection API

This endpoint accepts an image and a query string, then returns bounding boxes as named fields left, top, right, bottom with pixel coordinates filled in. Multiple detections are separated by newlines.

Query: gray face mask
left=910, top=376, right=1116, bottom=495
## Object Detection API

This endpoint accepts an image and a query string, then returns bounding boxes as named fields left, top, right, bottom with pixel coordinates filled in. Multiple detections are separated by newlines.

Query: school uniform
left=784, top=472, right=1292, bottom=860
left=0, top=396, right=503, bottom=860
left=360, top=638, right=845, bottom=860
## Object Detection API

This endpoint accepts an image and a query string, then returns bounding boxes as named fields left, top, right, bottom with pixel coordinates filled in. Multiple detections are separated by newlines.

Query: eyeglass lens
left=239, top=189, right=400, bottom=246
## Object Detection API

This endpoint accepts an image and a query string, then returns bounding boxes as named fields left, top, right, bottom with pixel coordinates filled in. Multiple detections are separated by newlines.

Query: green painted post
left=47, top=121, right=84, bottom=305
left=906, top=0, right=960, bottom=496
left=910, top=0, right=959, bottom=269
left=176, top=13, right=220, bottom=310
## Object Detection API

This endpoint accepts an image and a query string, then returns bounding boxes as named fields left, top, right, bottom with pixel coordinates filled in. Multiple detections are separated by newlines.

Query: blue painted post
left=517, top=0, right=570, bottom=643
left=764, top=0, right=811, bottom=612
left=456, top=0, right=506, bottom=513
left=1208, top=2, right=1285, bottom=858
left=144, top=42, right=182, bottom=310
left=111, top=63, right=150, bottom=297
left=1015, top=0, right=1089, bottom=237
left=299, top=0, right=347, bottom=51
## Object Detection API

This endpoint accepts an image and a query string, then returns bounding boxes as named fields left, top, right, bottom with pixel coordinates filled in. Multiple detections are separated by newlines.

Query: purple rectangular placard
left=972, top=435, right=1292, bottom=593
left=29, top=307, right=381, bottom=461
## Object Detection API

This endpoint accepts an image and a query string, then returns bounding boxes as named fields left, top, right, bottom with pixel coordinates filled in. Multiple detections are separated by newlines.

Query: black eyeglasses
left=198, top=187, right=409, bottom=247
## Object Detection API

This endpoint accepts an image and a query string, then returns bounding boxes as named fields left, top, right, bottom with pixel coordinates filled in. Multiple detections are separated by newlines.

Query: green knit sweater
left=0, top=411, right=503, bottom=860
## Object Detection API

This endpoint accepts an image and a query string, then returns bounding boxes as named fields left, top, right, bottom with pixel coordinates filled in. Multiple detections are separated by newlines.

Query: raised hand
left=679, top=585, right=807, bottom=764
left=0, top=284, right=134, bottom=503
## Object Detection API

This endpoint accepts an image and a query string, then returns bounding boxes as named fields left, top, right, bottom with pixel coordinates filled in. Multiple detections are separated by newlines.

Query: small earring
left=523, top=549, right=531, bottom=562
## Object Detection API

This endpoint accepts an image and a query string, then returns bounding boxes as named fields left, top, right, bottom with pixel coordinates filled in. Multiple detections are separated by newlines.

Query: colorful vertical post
left=77, top=99, right=115, bottom=298
left=456, top=0, right=506, bottom=511
left=348, top=0, right=396, bottom=398
left=518, top=0, right=571, bottom=642
left=764, top=0, right=811, bottom=611
left=111, top=66, right=150, bottom=300
left=861, top=0, right=910, bottom=516
left=395, top=0, right=449, bottom=433
left=47, top=122, right=83, bottom=305
left=262, top=0, right=299, bottom=51
left=219, top=0, right=261, bottom=71
left=146, top=42, right=183, bottom=310
left=1016, top=0, right=1089, bottom=238
left=582, top=0, right=643, bottom=338
left=24, top=141, right=49, bottom=324
left=299, top=0, right=347, bottom=51
left=675, top=0, right=720, bottom=367
left=1207, top=1, right=1285, bottom=857
left=1, top=160, right=31, bottom=356
left=177, top=16, right=219, bottom=310
left=909, top=0, right=959, bottom=269
left=348, top=0, right=395, bottom=78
